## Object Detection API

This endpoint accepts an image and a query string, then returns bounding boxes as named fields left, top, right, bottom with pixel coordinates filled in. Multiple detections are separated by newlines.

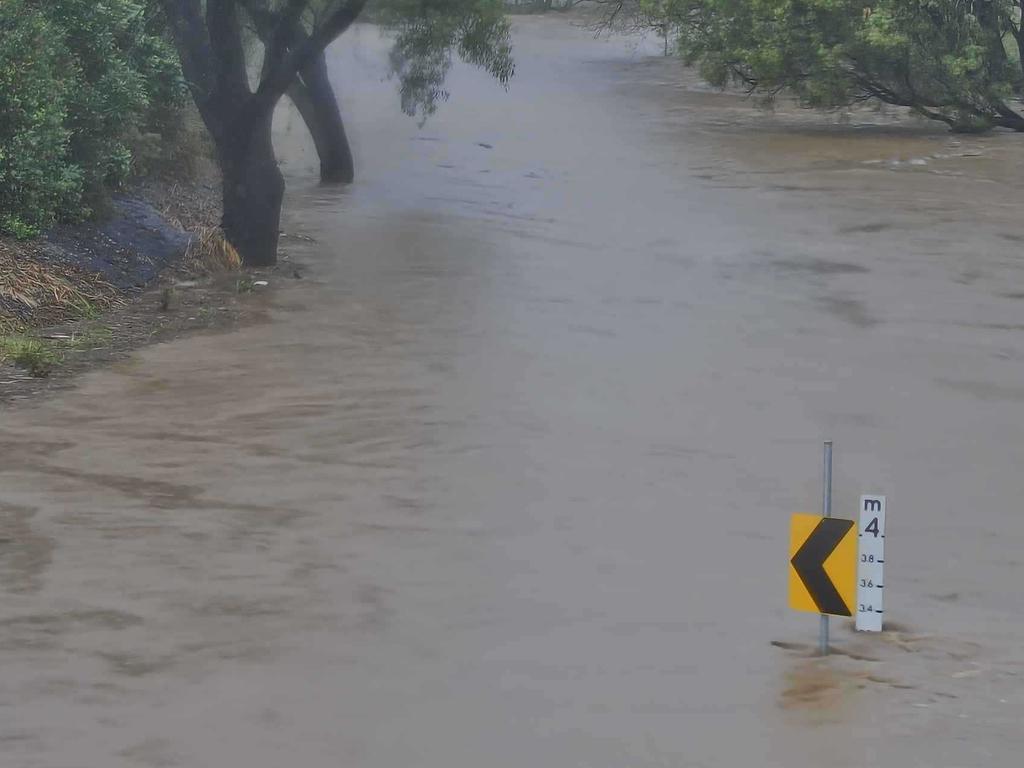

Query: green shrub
left=0, top=0, right=186, bottom=237
left=0, top=1, right=80, bottom=237
left=56, top=0, right=182, bottom=208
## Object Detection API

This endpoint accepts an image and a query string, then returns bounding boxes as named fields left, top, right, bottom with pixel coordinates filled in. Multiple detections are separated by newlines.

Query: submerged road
left=3, top=14, right=1024, bottom=767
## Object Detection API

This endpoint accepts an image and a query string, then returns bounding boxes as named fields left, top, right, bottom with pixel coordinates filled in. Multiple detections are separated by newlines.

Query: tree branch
left=207, top=0, right=252, bottom=104
left=262, top=0, right=310, bottom=78
left=159, top=0, right=220, bottom=116
left=250, top=0, right=368, bottom=116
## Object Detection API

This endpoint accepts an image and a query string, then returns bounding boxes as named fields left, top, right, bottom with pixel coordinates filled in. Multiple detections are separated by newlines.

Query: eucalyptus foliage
left=687, top=0, right=1024, bottom=130
left=596, top=0, right=1024, bottom=130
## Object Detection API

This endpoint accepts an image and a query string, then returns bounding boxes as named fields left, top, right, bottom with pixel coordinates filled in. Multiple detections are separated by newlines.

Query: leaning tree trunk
left=217, top=111, right=285, bottom=267
left=1015, top=30, right=1024, bottom=92
left=288, top=51, right=354, bottom=183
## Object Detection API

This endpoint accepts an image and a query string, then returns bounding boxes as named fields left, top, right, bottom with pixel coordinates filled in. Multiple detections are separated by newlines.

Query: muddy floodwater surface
left=3, top=15, right=1024, bottom=768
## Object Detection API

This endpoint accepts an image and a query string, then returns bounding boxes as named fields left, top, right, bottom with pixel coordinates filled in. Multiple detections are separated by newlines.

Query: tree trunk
left=217, top=112, right=284, bottom=267
left=975, top=0, right=1008, bottom=80
left=287, top=51, right=354, bottom=183
left=1015, top=30, right=1024, bottom=90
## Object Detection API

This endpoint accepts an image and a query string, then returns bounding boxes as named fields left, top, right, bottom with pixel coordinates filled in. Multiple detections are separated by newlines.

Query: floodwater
left=4, top=14, right=1024, bottom=768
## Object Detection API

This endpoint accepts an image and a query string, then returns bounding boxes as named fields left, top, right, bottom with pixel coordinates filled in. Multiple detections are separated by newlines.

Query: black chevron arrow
left=791, top=518, right=854, bottom=616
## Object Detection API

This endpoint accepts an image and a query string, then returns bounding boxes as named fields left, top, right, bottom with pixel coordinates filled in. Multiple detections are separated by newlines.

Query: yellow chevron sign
left=788, top=513, right=857, bottom=616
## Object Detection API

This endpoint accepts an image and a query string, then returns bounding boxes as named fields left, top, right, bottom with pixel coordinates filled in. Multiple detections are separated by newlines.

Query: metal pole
left=819, top=441, right=833, bottom=656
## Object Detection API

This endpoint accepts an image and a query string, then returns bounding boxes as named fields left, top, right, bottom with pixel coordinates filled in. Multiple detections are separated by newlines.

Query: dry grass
left=134, top=178, right=221, bottom=233
left=185, top=226, right=241, bottom=273
left=0, top=240, right=125, bottom=334
left=1, top=171, right=229, bottom=390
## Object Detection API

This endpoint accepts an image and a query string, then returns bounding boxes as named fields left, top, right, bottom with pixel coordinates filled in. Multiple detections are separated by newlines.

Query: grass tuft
left=0, top=335, right=59, bottom=377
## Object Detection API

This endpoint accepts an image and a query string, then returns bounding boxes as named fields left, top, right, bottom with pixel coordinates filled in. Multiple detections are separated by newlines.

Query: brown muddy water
left=3, top=15, right=1024, bottom=768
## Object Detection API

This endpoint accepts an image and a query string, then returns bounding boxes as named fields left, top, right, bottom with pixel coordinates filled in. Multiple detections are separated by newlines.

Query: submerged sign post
left=787, top=443, right=888, bottom=653
left=856, top=495, right=887, bottom=632
left=788, top=442, right=857, bottom=655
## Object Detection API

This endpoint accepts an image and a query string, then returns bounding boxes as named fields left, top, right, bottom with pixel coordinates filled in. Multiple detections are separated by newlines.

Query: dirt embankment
left=0, top=177, right=288, bottom=404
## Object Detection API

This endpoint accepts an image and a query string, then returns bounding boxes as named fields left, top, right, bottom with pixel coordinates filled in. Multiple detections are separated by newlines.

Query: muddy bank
left=0, top=178, right=270, bottom=402
left=2, top=177, right=219, bottom=318
left=0, top=274, right=280, bottom=405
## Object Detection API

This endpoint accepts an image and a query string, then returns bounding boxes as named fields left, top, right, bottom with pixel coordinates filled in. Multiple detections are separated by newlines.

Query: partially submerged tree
left=288, top=53, right=355, bottom=182
left=249, top=0, right=516, bottom=187
left=594, top=0, right=1024, bottom=132
left=159, top=0, right=513, bottom=265
left=246, top=6, right=355, bottom=182
left=159, top=0, right=365, bottom=265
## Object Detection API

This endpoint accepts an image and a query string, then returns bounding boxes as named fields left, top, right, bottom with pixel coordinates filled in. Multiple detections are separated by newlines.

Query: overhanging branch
left=251, top=0, right=369, bottom=116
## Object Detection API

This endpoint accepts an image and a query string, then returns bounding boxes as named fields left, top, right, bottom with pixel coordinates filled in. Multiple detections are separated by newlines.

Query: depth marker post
left=856, top=495, right=887, bottom=632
